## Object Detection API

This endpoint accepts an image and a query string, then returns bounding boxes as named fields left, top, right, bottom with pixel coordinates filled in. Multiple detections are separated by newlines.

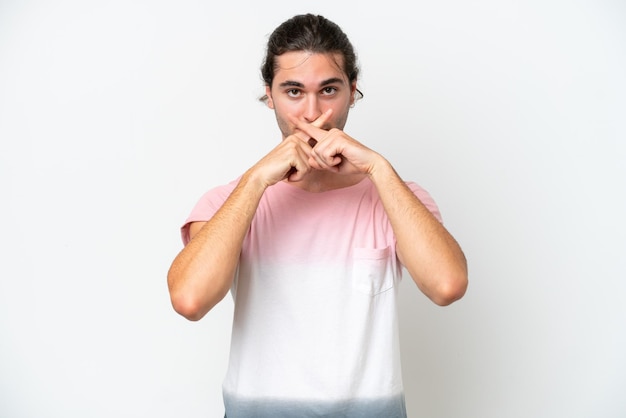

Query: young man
left=168, top=13, right=468, bottom=418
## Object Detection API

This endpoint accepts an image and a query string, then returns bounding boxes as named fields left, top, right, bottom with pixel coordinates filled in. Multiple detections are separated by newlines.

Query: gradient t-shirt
left=182, top=177, right=442, bottom=418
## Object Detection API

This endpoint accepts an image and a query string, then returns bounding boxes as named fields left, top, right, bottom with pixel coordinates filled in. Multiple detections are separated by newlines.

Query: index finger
left=311, top=108, right=333, bottom=129
left=289, top=109, right=333, bottom=142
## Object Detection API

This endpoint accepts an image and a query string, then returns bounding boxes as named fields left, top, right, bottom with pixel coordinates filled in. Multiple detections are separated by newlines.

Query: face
left=265, top=51, right=357, bottom=139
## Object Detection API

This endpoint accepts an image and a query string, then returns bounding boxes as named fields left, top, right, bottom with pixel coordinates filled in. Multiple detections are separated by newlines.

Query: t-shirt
left=182, top=177, right=442, bottom=418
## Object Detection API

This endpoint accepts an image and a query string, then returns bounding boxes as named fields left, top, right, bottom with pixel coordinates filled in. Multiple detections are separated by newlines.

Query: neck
left=284, top=170, right=367, bottom=193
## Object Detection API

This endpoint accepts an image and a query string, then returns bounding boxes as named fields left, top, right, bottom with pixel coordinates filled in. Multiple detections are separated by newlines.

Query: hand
left=249, top=110, right=334, bottom=187
left=290, top=116, right=382, bottom=176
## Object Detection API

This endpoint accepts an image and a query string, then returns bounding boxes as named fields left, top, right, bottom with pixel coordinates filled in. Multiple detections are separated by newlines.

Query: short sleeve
left=180, top=178, right=239, bottom=245
left=405, top=181, right=443, bottom=223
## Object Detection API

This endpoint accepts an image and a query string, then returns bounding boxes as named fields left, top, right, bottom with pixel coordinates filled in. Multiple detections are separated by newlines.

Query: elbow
left=167, top=270, right=229, bottom=321
left=431, top=281, right=467, bottom=306
left=167, top=270, right=211, bottom=322
left=170, top=292, right=208, bottom=321
left=166, top=261, right=234, bottom=321
left=430, top=253, right=469, bottom=306
left=417, top=259, right=468, bottom=306
left=408, top=259, right=468, bottom=306
left=430, top=272, right=468, bottom=306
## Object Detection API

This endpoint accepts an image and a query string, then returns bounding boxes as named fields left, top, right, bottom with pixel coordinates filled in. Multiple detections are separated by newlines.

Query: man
left=168, top=13, right=467, bottom=418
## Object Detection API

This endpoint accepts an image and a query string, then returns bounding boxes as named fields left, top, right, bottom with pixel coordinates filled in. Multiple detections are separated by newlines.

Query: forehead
left=272, top=51, right=347, bottom=86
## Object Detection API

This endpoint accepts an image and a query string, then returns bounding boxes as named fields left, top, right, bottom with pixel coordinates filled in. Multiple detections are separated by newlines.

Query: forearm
left=167, top=170, right=267, bottom=320
left=369, top=157, right=468, bottom=305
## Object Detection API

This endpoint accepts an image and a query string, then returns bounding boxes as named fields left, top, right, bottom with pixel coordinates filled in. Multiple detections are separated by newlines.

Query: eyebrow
left=278, top=77, right=346, bottom=89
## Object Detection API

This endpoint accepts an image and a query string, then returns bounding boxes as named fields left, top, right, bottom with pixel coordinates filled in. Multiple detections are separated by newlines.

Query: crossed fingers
left=290, top=114, right=348, bottom=171
left=291, top=109, right=333, bottom=146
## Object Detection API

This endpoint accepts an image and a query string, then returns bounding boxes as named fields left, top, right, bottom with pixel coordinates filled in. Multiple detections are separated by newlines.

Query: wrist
left=241, top=167, right=271, bottom=194
left=367, top=154, right=394, bottom=180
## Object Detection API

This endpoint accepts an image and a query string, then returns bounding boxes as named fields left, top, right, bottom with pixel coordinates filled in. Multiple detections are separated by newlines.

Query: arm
left=368, top=159, right=467, bottom=305
left=167, top=172, right=267, bottom=320
left=167, top=112, right=332, bottom=321
left=292, top=121, right=468, bottom=306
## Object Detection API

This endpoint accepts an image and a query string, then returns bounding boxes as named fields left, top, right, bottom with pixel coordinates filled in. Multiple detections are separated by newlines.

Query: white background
left=1, top=0, right=625, bottom=417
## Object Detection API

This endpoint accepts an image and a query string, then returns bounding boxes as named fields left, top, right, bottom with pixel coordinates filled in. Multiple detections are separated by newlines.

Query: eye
left=286, top=89, right=301, bottom=98
left=321, top=86, right=337, bottom=96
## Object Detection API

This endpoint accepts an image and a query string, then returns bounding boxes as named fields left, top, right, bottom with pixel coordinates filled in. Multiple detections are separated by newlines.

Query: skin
left=167, top=51, right=468, bottom=321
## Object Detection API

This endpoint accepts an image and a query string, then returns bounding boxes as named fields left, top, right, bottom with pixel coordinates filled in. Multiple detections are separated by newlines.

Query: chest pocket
left=352, top=246, right=394, bottom=295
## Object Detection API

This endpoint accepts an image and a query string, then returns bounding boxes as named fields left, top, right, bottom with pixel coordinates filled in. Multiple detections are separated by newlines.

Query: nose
left=302, top=95, right=322, bottom=123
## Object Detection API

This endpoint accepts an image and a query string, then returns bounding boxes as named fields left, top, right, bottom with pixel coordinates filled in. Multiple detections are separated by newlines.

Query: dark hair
left=260, top=14, right=363, bottom=102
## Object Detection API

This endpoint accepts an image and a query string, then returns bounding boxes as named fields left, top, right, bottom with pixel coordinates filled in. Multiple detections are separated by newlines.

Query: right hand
left=249, top=109, right=333, bottom=187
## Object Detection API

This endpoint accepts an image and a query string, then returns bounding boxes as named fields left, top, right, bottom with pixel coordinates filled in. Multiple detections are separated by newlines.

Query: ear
left=349, top=81, right=357, bottom=106
left=265, top=86, right=274, bottom=109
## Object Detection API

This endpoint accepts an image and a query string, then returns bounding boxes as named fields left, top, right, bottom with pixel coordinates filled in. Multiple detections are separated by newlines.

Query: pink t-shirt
left=182, top=177, right=442, bottom=418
